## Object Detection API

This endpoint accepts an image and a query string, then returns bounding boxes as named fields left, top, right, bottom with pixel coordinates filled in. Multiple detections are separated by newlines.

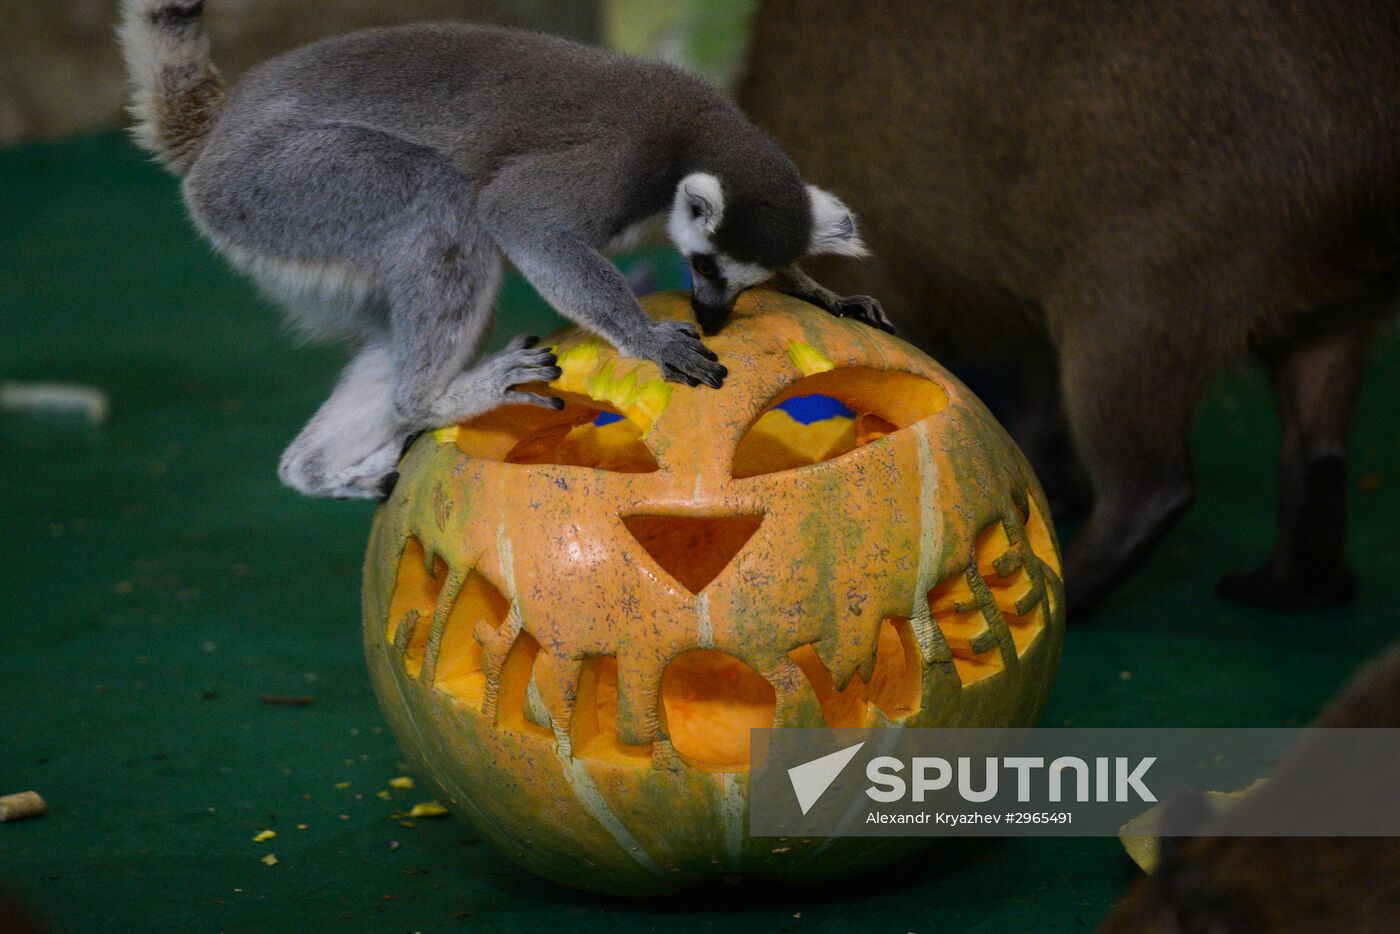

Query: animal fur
left=118, top=0, right=874, bottom=499
left=741, top=0, right=1400, bottom=616
left=1099, top=641, right=1400, bottom=933
left=118, top=0, right=226, bottom=174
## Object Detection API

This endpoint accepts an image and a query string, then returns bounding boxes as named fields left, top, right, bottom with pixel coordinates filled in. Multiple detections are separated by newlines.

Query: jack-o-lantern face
left=363, top=289, right=1064, bottom=895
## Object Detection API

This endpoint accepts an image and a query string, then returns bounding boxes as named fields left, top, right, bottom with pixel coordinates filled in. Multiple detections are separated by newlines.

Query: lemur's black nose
left=692, top=298, right=733, bottom=335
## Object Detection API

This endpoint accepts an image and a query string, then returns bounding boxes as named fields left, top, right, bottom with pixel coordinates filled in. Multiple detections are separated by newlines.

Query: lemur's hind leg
left=278, top=342, right=404, bottom=500
left=1218, top=316, right=1377, bottom=608
left=191, top=120, right=558, bottom=498
left=278, top=331, right=558, bottom=501
left=276, top=235, right=558, bottom=500
left=377, top=216, right=561, bottom=433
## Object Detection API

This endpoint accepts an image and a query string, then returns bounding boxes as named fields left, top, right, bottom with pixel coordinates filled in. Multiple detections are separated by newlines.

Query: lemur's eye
left=691, top=255, right=717, bottom=279
left=731, top=369, right=949, bottom=479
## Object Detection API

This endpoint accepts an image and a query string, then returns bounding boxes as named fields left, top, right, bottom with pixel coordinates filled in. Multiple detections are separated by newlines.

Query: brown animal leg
left=1008, top=353, right=1094, bottom=519
left=1057, top=320, right=1208, bottom=618
left=1216, top=324, right=1373, bottom=609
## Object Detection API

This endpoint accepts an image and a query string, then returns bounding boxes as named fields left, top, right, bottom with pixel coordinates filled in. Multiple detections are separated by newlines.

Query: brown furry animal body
left=1099, top=641, right=1400, bottom=932
left=741, top=0, right=1400, bottom=616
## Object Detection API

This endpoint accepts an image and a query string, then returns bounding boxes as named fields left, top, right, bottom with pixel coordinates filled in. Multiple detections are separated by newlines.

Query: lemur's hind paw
left=835, top=295, right=896, bottom=334
left=642, top=320, right=726, bottom=388
left=280, top=437, right=403, bottom=501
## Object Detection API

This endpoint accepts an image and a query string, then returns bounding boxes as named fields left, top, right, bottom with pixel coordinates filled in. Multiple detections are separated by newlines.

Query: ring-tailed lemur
left=118, top=0, right=886, bottom=500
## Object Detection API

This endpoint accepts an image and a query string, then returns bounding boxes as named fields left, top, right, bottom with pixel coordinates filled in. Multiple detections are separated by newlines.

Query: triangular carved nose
left=621, top=514, right=763, bottom=595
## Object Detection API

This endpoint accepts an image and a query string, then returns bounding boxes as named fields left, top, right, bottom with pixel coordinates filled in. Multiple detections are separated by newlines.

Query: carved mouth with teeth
left=386, top=495, right=1057, bottom=772
left=362, top=289, right=1064, bottom=893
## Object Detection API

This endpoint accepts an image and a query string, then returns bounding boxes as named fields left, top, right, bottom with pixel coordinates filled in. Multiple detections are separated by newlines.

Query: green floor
left=1, top=133, right=1397, bottom=933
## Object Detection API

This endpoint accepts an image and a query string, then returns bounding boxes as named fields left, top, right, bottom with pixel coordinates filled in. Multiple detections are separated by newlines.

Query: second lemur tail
left=118, top=0, right=226, bottom=175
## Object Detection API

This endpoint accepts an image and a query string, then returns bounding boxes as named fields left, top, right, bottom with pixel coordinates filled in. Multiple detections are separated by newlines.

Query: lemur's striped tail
left=118, top=0, right=226, bottom=175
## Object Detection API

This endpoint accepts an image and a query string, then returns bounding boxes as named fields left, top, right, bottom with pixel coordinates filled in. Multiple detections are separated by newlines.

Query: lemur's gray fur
left=118, top=0, right=879, bottom=500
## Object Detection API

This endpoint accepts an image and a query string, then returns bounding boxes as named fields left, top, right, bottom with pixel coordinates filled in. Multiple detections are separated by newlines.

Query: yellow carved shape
left=787, top=341, right=835, bottom=376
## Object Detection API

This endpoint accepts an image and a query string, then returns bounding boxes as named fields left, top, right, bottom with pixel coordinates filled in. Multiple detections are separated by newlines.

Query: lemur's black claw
left=505, top=389, right=566, bottom=410
left=649, top=321, right=726, bottom=388
left=835, top=295, right=896, bottom=335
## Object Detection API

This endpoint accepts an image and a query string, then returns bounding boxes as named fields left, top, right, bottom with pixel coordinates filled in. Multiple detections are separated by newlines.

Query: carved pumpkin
left=362, top=289, right=1064, bottom=895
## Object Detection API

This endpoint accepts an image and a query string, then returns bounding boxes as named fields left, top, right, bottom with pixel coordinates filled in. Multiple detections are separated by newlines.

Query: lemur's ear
left=807, top=185, right=869, bottom=257
left=668, top=173, right=725, bottom=254
left=681, top=173, right=723, bottom=230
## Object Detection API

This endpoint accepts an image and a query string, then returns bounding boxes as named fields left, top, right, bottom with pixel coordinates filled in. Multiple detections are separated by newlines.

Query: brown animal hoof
left=1216, top=564, right=1356, bottom=610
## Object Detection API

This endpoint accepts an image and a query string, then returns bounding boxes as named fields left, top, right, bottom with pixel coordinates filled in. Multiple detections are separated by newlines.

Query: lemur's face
left=668, top=173, right=867, bottom=333
left=686, top=251, right=771, bottom=334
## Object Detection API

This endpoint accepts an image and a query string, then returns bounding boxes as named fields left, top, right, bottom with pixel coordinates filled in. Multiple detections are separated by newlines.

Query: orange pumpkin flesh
left=363, top=289, right=1065, bottom=895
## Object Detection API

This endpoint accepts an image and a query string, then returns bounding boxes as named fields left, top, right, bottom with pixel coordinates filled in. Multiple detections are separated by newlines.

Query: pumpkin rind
left=362, top=289, right=1065, bottom=895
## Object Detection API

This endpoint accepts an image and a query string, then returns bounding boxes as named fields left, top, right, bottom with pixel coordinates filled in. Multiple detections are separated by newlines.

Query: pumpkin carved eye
left=453, top=397, right=659, bottom=473
left=731, top=368, right=948, bottom=478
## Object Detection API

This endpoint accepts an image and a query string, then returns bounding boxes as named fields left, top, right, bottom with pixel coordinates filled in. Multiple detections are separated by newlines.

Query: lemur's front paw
left=494, top=334, right=564, bottom=410
left=638, top=320, right=726, bottom=388
left=835, top=295, right=896, bottom=334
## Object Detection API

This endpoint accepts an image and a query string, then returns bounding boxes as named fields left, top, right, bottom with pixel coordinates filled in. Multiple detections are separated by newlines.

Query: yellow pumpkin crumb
left=252, top=829, right=276, bottom=843
left=388, top=776, right=414, bottom=789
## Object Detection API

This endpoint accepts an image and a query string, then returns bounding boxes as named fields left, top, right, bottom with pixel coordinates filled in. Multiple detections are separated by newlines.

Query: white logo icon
left=788, top=742, right=865, bottom=815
